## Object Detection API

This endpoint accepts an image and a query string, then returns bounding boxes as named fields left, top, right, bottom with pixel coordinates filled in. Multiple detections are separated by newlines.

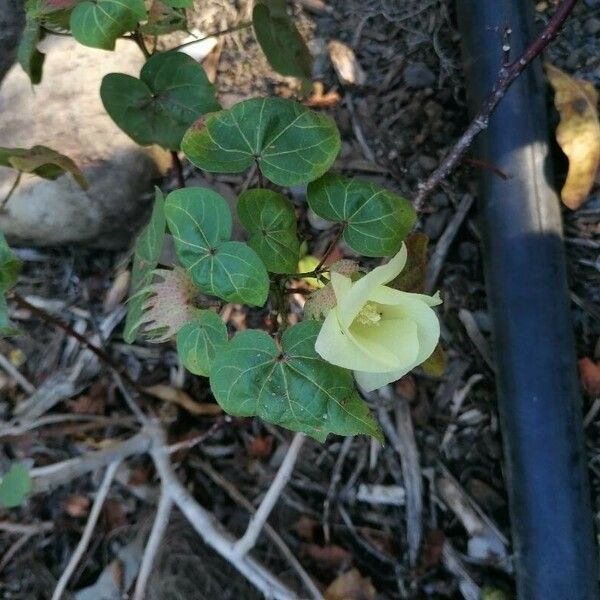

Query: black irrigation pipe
left=456, top=1, right=597, bottom=598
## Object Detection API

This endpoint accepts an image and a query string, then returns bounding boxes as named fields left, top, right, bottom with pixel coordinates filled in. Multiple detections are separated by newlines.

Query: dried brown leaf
left=578, top=357, right=600, bottom=396
left=144, top=384, right=223, bottom=416
left=324, top=568, right=376, bottom=600
left=546, top=63, right=600, bottom=210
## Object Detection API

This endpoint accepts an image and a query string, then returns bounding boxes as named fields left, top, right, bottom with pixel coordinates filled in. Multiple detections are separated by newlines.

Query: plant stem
left=131, top=29, right=151, bottom=59
left=315, top=224, right=345, bottom=271
left=412, top=0, right=579, bottom=211
left=171, top=22, right=252, bottom=52
left=170, top=150, right=185, bottom=188
left=0, top=172, right=21, bottom=211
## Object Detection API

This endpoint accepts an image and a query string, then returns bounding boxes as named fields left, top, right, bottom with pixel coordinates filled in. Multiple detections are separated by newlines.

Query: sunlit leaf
left=101, top=52, right=220, bottom=150
left=70, top=0, right=146, bottom=50
left=210, top=320, right=382, bottom=442
left=237, top=188, right=300, bottom=273
left=176, top=310, right=228, bottom=376
left=307, top=174, right=415, bottom=257
left=252, top=0, right=312, bottom=80
left=0, top=464, right=31, bottom=508
left=124, top=188, right=166, bottom=343
left=0, top=145, right=88, bottom=189
left=182, top=97, right=340, bottom=186
left=546, top=63, right=600, bottom=210
left=165, top=187, right=269, bottom=306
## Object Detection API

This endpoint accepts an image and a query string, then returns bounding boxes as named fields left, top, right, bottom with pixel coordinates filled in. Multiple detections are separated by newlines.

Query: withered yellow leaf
left=545, top=63, right=600, bottom=210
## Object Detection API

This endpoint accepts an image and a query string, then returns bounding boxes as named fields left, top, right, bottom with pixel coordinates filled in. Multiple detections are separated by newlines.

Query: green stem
left=0, top=172, right=22, bottom=212
left=170, top=22, right=252, bottom=52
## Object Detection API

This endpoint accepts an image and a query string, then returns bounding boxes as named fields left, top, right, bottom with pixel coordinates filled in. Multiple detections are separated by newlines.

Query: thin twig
left=171, top=22, right=252, bottom=52
left=323, top=436, right=353, bottom=543
left=0, top=172, right=21, bottom=211
left=132, top=491, right=174, bottom=600
left=0, top=352, right=35, bottom=394
left=412, top=0, right=579, bottom=210
left=315, top=224, right=346, bottom=272
left=149, top=427, right=298, bottom=599
left=195, top=458, right=324, bottom=600
left=51, top=460, right=121, bottom=600
left=234, top=433, right=306, bottom=557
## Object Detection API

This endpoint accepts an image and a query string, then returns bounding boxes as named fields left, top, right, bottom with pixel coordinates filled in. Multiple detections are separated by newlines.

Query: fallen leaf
left=324, top=568, right=376, bottom=600
left=328, top=41, right=366, bottom=86
left=67, top=381, right=106, bottom=414
left=144, top=384, right=223, bottom=416
left=579, top=357, right=600, bottom=396
left=248, top=435, right=274, bottom=458
left=546, top=63, right=600, bottom=209
left=302, top=543, right=352, bottom=566
left=64, top=494, right=91, bottom=518
left=294, top=515, right=319, bottom=541
left=305, top=82, right=342, bottom=108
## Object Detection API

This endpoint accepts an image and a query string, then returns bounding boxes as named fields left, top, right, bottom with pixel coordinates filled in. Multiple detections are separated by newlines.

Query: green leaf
left=161, top=0, right=192, bottom=7
left=124, top=188, right=166, bottom=343
left=177, top=310, right=228, bottom=376
left=165, top=188, right=269, bottom=306
left=182, top=97, right=340, bottom=186
left=0, top=296, right=19, bottom=338
left=0, top=234, right=22, bottom=292
left=252, top=0, right=312, bottom=80
left=17, top=16, right=45, bottom=85
left=210, top=320, right=382, bottom=442
left=141, top=1, right=187, bottom=35
left=70, top=0, right=146, bottom=50
left=0, top=464, right=31, bottom=508
left=0, top=145, right=88, bottom=189
left=101, top=52, right=220, bottom=150
left=237, top=189, right=300, bottom=273
left=307, top=174, right=416, bottom=257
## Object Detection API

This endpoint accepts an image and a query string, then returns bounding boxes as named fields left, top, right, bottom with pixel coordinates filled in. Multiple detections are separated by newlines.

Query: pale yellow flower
left=314, top=245, right=442, bottom=392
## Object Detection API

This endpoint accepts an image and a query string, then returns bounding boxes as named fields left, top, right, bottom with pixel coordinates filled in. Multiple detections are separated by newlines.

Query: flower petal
left=315, top=309, right=394, bottom=371
left=369, top=286, right=442, bottom=307
left=337, top=245, right=408, bottom=328
left=350, top=318, right=419, bottom=371
left=330, top=271, right=352, bottom=304
left=354, top=367, right=411, bottom=392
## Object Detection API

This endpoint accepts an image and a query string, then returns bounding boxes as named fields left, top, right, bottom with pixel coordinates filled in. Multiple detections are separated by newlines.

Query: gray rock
left=404, top=62, right=436, bottom=89
left=0, top=36, right=170, bottom=248
left=584, top=17, right=600, bottom=35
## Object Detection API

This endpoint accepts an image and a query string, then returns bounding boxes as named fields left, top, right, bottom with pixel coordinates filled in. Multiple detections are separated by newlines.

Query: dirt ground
left=1, top=0, right=599, bottom=598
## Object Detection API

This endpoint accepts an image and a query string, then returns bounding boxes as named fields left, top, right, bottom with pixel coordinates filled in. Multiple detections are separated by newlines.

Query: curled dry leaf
left=324, top=568, right=376, bottom=600
left=328, top=41, right=366, bottom=86
left=578, top=357, right=600, bottom=396
left=144, top=384, right=223, bottom=416
left=545, top=63, right=600, bottom=210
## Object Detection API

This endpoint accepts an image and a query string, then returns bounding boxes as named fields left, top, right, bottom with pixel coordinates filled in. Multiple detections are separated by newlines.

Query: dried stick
left=132, top=490, right=174, bottom=600
left=323, top=435, right=353, bottom=543
left=412, top=0, right=579, bottom=210
left=234, top=432, right=306, bottom=557
left=149, top=434, right=298, bottom=600
left=51, top=460, right=121, bottom=600
left=0, top=352, right=35, bottom=394
left=196, top=458, right=324, bottom=600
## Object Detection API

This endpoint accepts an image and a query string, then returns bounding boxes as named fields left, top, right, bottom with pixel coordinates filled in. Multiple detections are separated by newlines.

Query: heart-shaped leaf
left=70, top=0, right=146, bottom=50
left=165, top=187, right=269, bottom=306
left=124, top=188, right=166, bottom=343
left=101, top=52, right=220, bottom=150
left=253, top=0, right=312, bottom=80
left=307, top=174, right=416, bottom=257
left=210, top=320, right=382, bottom=442
left=237, top=188, right=300, bottom=273
left=0, top=464, right=31, bottom=508
left=0, top=145, right=88, bottom=189
left=182, top=97, right=340, bottom=186
left=17, top=15, right=45, bottom=85
left=177, top=310, right=228, bottom=376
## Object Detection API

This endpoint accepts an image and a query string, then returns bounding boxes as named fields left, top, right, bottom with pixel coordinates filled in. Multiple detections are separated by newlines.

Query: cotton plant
left=123, top=95, right=443, bottom=442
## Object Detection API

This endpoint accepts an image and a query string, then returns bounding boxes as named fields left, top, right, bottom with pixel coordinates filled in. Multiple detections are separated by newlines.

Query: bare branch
left=413, top=0, right=579, bottom=210
left=51, top=460, right=121, bottom=600
left=234, top=432, right=305, bottom=557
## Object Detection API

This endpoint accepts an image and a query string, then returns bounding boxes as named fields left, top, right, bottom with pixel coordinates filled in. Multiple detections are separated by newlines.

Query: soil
left=1, top=1, right=599, bottom=599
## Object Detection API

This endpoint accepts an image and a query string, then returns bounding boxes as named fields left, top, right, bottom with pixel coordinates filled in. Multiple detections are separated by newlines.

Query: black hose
left=455, top=1, right=597, bottom=598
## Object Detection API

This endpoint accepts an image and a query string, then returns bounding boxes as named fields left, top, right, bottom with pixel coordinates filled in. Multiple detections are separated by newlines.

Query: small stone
left=404, top=62, right=435, bottom=89
left=418, top=155, right=438, bottom=171
left=584, top=18, right=600, bottom=35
